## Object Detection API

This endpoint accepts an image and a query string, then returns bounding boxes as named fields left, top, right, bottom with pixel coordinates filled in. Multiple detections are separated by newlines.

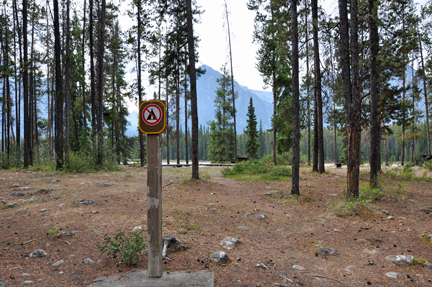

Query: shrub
left=66, top=152, right=96, bottom=173
left=329, top=197, right=370, bottom=217
left=359, top=184, right=383, bottom=201
left=97, top=230, right=146, bottom=266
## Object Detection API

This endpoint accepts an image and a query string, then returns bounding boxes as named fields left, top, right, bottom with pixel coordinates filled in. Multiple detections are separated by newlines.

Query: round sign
left=142, top=104, right=162, bottom=126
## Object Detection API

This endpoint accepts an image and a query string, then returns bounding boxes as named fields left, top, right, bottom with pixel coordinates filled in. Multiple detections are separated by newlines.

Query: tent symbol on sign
left=147, top=109, right=157, bottom=121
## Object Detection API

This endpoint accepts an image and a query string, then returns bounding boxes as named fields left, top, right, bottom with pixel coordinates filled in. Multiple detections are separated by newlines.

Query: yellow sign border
left=139, top=100, right=166, bottom=134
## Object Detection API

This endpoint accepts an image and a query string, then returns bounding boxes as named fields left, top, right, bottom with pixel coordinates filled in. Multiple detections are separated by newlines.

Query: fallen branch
left=21, top=239, right=38, bottom=246
left=279, top=275, right=294, bottom=283
left=306, top=274, right=355, bottom=287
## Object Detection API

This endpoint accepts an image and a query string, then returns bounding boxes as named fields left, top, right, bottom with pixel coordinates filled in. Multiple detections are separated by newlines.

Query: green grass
left=222, top=160, right=292, bottom=182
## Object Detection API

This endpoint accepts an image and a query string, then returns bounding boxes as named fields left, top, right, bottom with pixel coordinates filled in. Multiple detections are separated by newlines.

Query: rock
left=51, top=180, right=60, bottom=183
left=333, top=229, right=343, bottom=232
left=210, top=251, right=229, bottom=263
left=90, top=210, right=99, bottom=214
left=18, top=187, right=30, bottom=191
left=386, top=272, right=399, bottom=279
left=385, top=255, right=414, bottom=266
left=425, top=263, right=432, bottom=270
left=96, top=183, right=113, bottom=187
left=163, top=235, right=177, bottom=246
left=23, top=281, right=34, bottom=284
left=132, top=226, right=143, bottom=233
left=48, top=188, right=56, bottom=191
left=329, top=194, right=339, bottom=196
left=83, top=258, right=97, bottom=264
left=7, top=202, right=17, bottom=208
left=0, top=278, right=6, bottom=286
left=58, top=204, right=65, bottom=208
left=357, top=239, right=368, bottom=243
left=292, top=265, right=306, bottom=271
left=257, top=214, right=267, bottom=220
left=317, top=247, right=340, bottom=256
left=37, top=189, right=48, bottom=194
left=23, top=200, right=30, bottom=204
left=29, top=249, right=47, bottom=258
left=245, top=212, right=255, bottom=218
left=11, top=192, right=25, bottom=196
left=387, top=216, right=395, bottom=220
left=220, top=237, right=241, bottom=250
left=30, top=196, right=39, bottom=201
left=24, top=182, right=31, bottom=185
left=12, top=183, right=20, bottom=187
left=381, top=210, right=390, bottom=215
left=20, top=273, right=30, bottom=277
left=38, top=209, right=49, bottom=212
left=56, top=232, right=76, bottom=237
left=237, top=226, right=248, bottom=230
left=256, top=263, right=269, bottom=270
left=52, top=260, right=65, bottom=267
left=74, top=199, right=97, bottom=205
left=264, top=190, right=279, bottom=195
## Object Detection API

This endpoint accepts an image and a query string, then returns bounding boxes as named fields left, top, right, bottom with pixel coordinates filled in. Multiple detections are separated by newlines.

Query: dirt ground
left=1, top=164, right=432, bottom=286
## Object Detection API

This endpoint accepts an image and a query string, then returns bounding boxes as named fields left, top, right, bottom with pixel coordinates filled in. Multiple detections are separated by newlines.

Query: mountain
left=126, top=65, right=273, bottom=136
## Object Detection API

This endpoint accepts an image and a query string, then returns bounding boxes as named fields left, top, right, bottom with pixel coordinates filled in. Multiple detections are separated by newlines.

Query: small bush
left=400, top=164, right=415, bottom=180
left=222, top=158, right=291, bottom=181
left=66, top=152, right=96, bottom=173
left=47, top=228, right=59, bottom=234
left=359, top=184, right=383, bottom=201
left=329, top=197, right=370, bottom=217
left=97, top=230, right=146, bottom=266
left=424, top=160, right=432, bottom=171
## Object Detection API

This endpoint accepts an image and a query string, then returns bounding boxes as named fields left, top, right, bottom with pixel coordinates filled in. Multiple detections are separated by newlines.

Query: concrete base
left=90, top=270, right=214, bottom=287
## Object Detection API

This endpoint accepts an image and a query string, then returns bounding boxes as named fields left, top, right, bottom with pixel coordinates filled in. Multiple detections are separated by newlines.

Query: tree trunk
left=305, top=0, right=310, bottom=166
left=176, top=73, right=180, bottom=165
left=166, top=78, right=170, bottom=165
left=65, top=0, right=71, bottom=160
left=384, top=131, right=388, bottom=165
left=46, top=0, right=51, bottom=156
left=339, top=0, right=360, bottom=198
left=137, top=3, right=144, bottom=167
left=13, top=0, right=21, bottom=154
left=186, top=0, right=199, bottom=179
left=419, top=35, right=430, bottom=154
left=348, top=0, right=361, bottom=198
left=224, top=0, right=236, bottom=161
left=82, top=0, right=87, bottom=137
left=291, top=0, right=300, bottom=195
left=184, top=54, right=189, bottom=164
left=89, top=0, right=96, bottom=135
left=369, top=0, right=379, bottom=186
left=313, top=0, right=324, bottom=173
left=54, top=0, right=63, bottom=169
left=96, top=0, right=106, bottom=166
left=23, top=0, right=31, bottom=167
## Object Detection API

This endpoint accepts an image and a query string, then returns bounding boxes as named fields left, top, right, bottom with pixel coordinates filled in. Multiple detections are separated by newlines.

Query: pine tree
left=245, top=97, right=259, bottom=159
left=208, top=65, right=237, bottom=162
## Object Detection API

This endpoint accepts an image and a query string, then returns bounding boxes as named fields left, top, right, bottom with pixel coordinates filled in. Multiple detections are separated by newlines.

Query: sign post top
left=139, top=100, right=166, bottom=134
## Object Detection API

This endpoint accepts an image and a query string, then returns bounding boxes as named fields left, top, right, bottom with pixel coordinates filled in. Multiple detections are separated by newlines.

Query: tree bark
left=23, top=0, right=31, bottom=167
left=291, top=0, right=300, bottom=195
left=82, top=0, right=87, bottom=137
left=184, top=54, right=189, bottom=164
left=166, top=77, right=170, bottom=165
left=65, top=0, right=71, bottom=159
left=89, top=0, right=96, bottom=135
left=419, top=36, right=430, bottom=155
left=96, top=0, right=106, bottom=166
left=369, top=0, right=379, bottom=186
left=137, top=3, right=145, bottom=167
left=176, top=73, right=180, bottom=165
left=53, top=0, right=63, bottom=169
left=305, top=0, right=310, bottom=166
left=313, top=0, right=324, bottom=173
left=224, top=0, right=236, bottom=161
left=186, top=0, right=199, bottom=179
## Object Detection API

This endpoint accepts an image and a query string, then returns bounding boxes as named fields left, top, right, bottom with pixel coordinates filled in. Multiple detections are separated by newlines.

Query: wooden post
left=147, top=134, right=162, bottom=278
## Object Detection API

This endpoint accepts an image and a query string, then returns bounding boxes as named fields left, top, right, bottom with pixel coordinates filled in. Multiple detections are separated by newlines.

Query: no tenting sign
left=139, top=100, right=166, bottom=134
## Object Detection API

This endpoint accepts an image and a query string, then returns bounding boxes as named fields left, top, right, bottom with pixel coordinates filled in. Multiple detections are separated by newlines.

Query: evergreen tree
left=245, top=97, right=259, bottom=159
left=208, top=65, right=237, bottom=162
